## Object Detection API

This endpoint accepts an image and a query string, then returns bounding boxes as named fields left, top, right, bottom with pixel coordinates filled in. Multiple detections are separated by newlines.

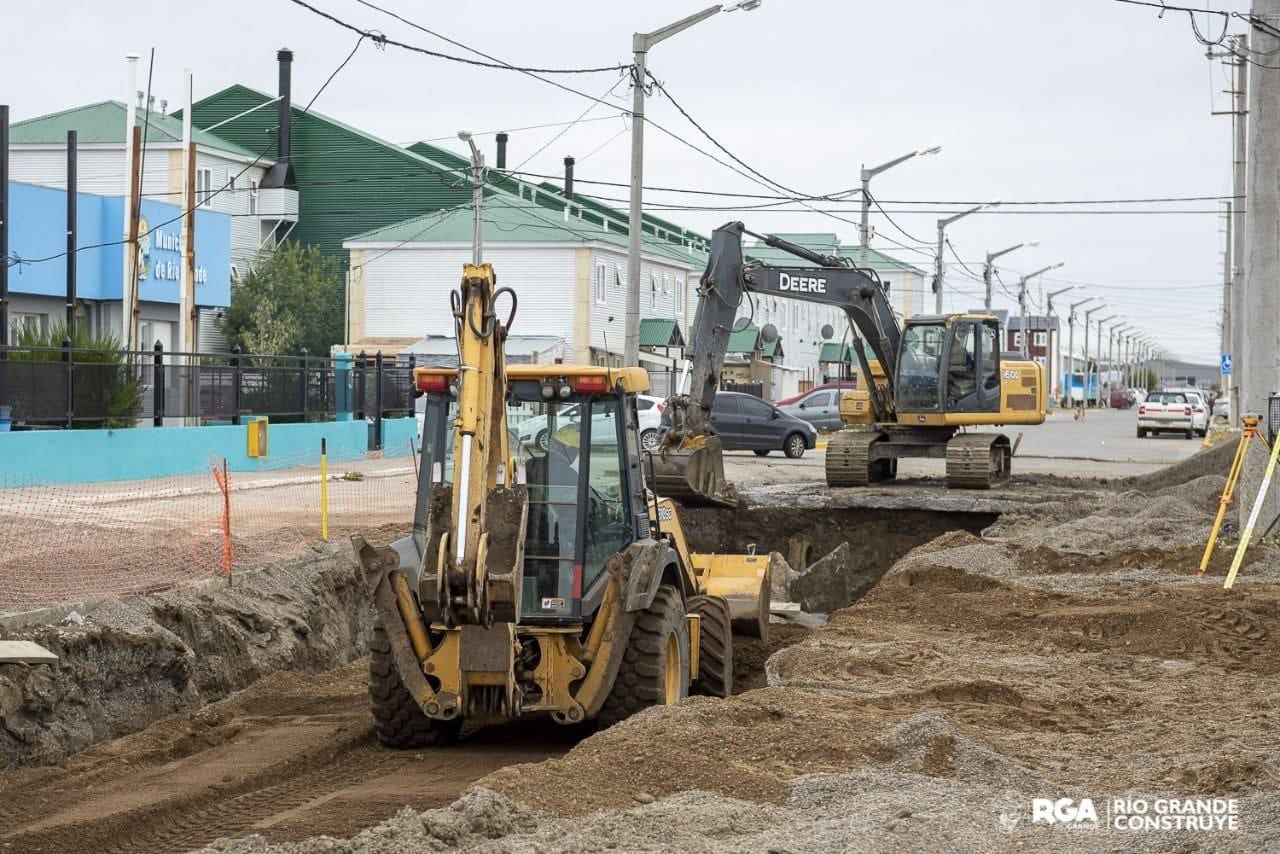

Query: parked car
left=661, top=391, right=818, bottom=458
left=1109, top=388, right=1133, bottom=409
left=772, top=380, right=857, bottom=408
left=1213, top=395, right=1230, bottom=419
left=514, top=394, right=665, bottom=451
left=1137, top=391, right=1207, bottom=439
left=778, top=386, right=849, bottom=430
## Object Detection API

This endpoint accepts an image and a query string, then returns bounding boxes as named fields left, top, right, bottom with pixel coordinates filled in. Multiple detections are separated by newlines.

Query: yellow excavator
left=655, top=222, right=1046, bottom=505
left=353, top=263, right=770, bottom=746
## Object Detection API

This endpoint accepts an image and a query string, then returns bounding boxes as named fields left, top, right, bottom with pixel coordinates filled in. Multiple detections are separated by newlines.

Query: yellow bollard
left=1225, top=421, right=1280, bottom=589
left=320, top=437, right=329, bottom=542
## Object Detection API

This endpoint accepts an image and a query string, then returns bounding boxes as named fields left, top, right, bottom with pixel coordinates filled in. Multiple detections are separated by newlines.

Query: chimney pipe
left=563, top=156, right=575, bottom=201
left=261, top=48, right=297, bottom=190
left=496, top=132, right=508, bottom=170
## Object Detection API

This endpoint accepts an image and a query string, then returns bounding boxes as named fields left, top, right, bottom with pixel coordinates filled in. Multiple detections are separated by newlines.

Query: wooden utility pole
left=123, top=124, right=143, bottom=350
left=66, top=130, right=77, bottom=331
left=179, top=68, right=197, bottom=424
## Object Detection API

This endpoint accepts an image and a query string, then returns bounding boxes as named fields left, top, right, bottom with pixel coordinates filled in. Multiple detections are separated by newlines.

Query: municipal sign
left=1221, top=353, right=1233, bottom=376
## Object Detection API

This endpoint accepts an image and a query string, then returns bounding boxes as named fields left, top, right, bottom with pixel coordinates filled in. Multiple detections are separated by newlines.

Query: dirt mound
left=1115, top=438, right=1237, bottom=492
left=0, top=546, right=372, bottom=768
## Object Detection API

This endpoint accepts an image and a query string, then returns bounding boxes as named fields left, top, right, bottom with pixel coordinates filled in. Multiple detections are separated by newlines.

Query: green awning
left=638, top=318, right=684, bottom=348
left=760, top=338, right=783, bottom=359
left=819, top=342, right=855, bottom=363
left=726, top=324, right=760, bottom=354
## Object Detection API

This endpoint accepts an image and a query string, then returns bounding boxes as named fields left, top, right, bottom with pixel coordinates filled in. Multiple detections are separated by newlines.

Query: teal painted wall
left=0, top=421, right=375, bottom=484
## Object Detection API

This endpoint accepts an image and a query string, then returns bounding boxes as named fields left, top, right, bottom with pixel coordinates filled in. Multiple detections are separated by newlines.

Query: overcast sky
left=4, top=0, right=1251, bottom=363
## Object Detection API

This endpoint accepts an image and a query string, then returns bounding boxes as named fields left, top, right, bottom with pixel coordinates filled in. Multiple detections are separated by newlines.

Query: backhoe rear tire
left=688, top=594, right=733, bottom=698
left=369, top=624, right=462, bottom=749
left=597, top=584, right=690, bottom=728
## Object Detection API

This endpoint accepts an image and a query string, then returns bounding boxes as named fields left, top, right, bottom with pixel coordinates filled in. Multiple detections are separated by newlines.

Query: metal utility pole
left=1, top=104, right=8, bottom=347
left=1017, top=263, right=1064, bottom=357
left=1242, top=1, right=1280, bottom=421
left=458, top=131, right=484, bottom=264
left=983, top=239, right=1038, bottom=311
left=859, top=144, right=942, bottom=267
left=933, top=201, right=998, bottom=314
left=1211, top=34, right=1249, bottom=422
left=1065, top=297, right=1098, bottom=406
left=1222, top=201, right=1232, bottom=397
left=625, top=1, right=761, bottom=367
left=66, top=130, right=77, bottom=331
left=1045, top=286, right=1073, bottom=408
left=1094, top=315, right=1116, bottom=404
left=1082, top=304, right=1105, bottom=407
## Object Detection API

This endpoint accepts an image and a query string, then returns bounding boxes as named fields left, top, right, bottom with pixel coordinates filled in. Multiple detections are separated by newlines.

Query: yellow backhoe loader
left=655, top=222, right=1046, bottom=505
left=353, top=263, right=770, bottom=746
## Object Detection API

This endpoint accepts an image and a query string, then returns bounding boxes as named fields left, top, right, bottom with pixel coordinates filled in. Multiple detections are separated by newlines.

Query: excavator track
left=945, top=433, right=1011, bottom=489
left=825, top=430, right=891, bottom=487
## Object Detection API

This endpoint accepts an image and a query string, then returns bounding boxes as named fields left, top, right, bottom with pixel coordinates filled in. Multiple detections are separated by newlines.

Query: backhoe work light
left=571, top=375, right=611, bottom=393
left=416, top=373, right=451, bottom=393
left=558, top=382, right=573, bottom=400
left=540, top=381, right=556, bottom=400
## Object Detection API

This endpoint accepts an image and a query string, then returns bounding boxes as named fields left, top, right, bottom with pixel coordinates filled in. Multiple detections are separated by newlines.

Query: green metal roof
left=638, top=318, right=684, bottom=348
left=819, top=342, right=855, bottom=363
left=11, top=100, right=257, bottom=156
left=761, top=337, right=783, bottom=359
left=343, top=200, right=696, bottom=267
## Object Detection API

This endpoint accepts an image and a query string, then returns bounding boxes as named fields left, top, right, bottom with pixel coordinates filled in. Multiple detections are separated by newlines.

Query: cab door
left=945, top=319, right=1000, bottom=413
left=974, top=320, right=1001, bottom=413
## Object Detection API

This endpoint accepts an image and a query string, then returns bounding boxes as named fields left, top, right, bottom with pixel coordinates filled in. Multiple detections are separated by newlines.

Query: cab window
left=980, top=323, right=999, bottom=391
left=897, top=324, right=946, bottom=410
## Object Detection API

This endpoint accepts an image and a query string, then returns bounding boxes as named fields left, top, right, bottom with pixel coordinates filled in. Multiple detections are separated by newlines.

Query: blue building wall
left=6, top=181, right=231, bottom=307
left=0, top=420, right=417, bottom=484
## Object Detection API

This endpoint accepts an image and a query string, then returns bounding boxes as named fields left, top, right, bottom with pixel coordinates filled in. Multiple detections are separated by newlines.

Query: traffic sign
left=1221, top=353, right=1233, bottom=376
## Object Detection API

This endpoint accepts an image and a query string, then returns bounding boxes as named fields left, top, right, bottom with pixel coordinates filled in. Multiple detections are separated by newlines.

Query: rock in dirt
left=788, top=542, right=882, bottom=614
left=768, top=551, right=798, bottom=600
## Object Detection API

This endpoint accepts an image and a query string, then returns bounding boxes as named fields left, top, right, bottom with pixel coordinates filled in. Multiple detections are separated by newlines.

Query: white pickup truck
left=1136, top=391, right=1202, bottom=439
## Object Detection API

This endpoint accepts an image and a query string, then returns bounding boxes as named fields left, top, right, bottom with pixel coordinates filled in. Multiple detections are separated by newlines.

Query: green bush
left=7, top=322, right=143, bottom=429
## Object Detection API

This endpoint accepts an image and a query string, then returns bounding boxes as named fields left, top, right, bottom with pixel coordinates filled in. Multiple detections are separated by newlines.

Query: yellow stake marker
left=1225, top=424, right=1280, bottom=589
left=320, top=437, right=330, bottom=542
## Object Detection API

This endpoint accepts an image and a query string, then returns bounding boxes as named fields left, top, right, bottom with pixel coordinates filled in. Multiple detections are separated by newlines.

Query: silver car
left=778, top=388, right=844, bottom=430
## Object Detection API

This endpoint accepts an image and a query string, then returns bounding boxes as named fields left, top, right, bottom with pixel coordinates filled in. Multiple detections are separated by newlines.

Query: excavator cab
left=896, top=316, right=1003, bottom=415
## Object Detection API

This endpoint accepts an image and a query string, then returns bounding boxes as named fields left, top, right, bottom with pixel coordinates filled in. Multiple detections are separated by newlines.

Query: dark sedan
left=662, top=391, right=818, bottom=458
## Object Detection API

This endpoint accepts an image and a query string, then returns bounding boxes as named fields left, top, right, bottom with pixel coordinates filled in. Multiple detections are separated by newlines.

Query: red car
left=773, top=380, right=858, bottom=408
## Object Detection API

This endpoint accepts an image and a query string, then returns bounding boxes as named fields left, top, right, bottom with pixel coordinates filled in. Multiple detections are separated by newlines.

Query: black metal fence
left=0, top=343, right=417, bottom=439
left=722, top=381, right=765, bottom=398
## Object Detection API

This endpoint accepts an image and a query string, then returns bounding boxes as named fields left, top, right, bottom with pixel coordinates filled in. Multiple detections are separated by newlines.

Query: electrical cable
left=510, top=70, right=630, bottom=173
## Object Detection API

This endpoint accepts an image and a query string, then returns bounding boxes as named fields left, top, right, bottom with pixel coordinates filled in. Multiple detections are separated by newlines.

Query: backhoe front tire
left=597, top=584, right=690, bottom=728
left=688, top=594, right=733, bottom=698
left=369, top=624, right=462, bottom=749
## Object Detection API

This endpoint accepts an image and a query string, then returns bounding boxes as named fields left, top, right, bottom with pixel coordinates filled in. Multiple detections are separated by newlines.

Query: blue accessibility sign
left=1221, top=353, right=1233, bottom=376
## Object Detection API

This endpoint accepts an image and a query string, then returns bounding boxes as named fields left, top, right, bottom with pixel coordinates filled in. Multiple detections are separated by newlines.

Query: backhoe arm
left=655, top=221, right=902, bottom=505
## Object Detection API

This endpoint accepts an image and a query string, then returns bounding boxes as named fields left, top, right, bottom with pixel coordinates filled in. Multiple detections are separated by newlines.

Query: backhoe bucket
left=651, top=434, right=739, bottom=508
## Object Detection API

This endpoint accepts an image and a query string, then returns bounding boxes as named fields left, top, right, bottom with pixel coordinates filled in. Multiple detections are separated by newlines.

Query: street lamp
left=1065, top=296, right=1098, bottom=407
left=458, top=131, right=483, bottom=265
left=933, top=200, right=1000, bottom=314
left=859, top=144, right=942, bottom=266
left=1093, top=315, right=1117, bottom=406
left=1018, top=263, right=1064, bottom=358
left=624, top=1, right=762, bottom=366
left=983, top=239, right=1038, bottom=311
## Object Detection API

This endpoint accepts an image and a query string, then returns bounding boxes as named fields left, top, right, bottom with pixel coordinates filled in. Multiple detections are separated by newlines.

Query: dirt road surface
left=0, top=663, right=579, bottom=853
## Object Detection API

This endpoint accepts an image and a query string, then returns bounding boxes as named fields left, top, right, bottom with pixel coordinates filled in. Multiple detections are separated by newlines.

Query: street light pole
left=1017, top=263, right=1064, bottom=358
left=1093, top=315, right=1116, bottom=406
left=983, top=239, right=1038, bottom=311
left=933, top=200, right=999, bottom=314
left=625, top=1, right=761, bottom=367
left=458, top=131, right=484, bottom=265
left=1082, top=304, right=1105, bottom=408
left=859, top=144, right=942, bottom=266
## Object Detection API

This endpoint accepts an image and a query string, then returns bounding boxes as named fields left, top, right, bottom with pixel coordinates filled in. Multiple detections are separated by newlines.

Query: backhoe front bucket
left=651, top=434, right=739, bottom=508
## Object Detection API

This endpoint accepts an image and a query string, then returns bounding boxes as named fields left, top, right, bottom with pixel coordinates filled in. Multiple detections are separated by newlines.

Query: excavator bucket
left=651, top=433, right=740, bottom=508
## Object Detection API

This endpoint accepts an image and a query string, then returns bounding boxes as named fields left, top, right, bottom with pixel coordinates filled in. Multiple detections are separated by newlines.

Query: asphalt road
left=725, top=406, right=1207, bottom=486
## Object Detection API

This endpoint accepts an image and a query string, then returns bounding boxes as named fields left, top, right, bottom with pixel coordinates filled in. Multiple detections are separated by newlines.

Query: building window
left=9, top=312, right=48, bottom=339
left=1012, top=332, right=1023, bottom=348
left=1034, top=332, right=1047, bottom=347
left=249, top=178, right=259, bottom=215
left=594, top=262, right=608, bottom=305
left=614, top=267, right=625, bottom=290
left=196, top=168, right=213, bottom=207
